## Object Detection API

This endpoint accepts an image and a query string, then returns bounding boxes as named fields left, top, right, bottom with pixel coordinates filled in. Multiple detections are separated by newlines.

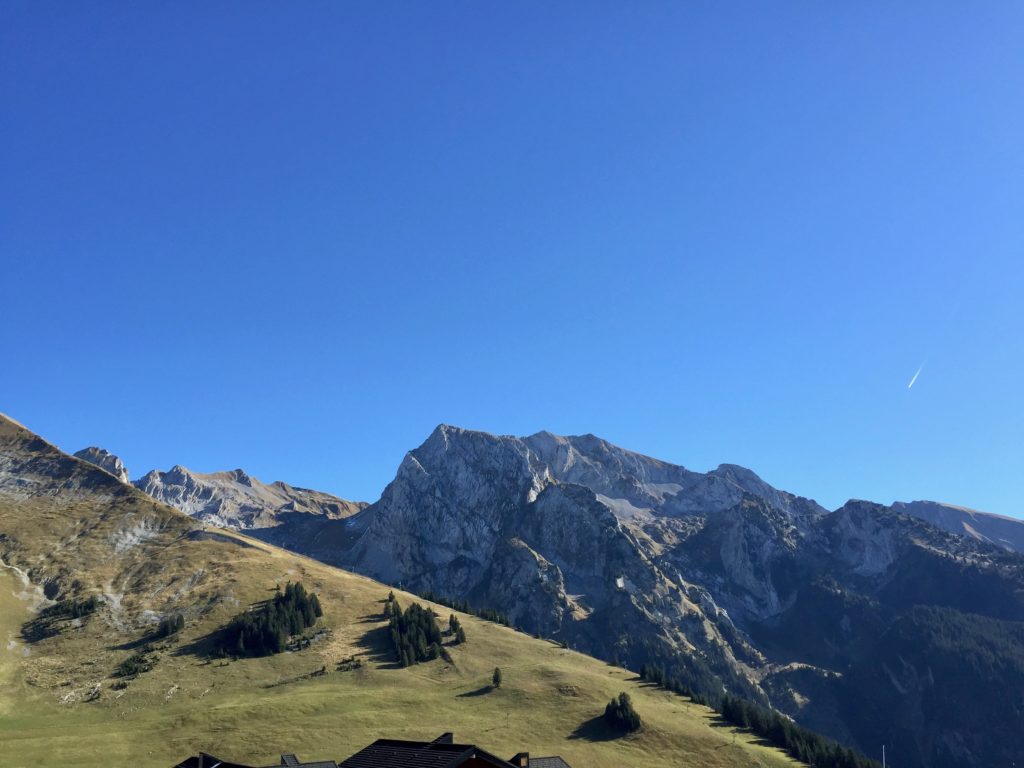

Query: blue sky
left=2, top=3, right=1022, bottom=515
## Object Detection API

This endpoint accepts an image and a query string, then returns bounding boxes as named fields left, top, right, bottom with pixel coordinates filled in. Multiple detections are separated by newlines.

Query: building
left=338, top=732, right=571, bottom=767
left=174, top=754, right=338, bottom=768
left=174, top=733, right=571, bottom=768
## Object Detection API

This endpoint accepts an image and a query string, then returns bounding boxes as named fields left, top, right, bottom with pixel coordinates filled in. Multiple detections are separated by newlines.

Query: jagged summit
left=133, top=464, right=365, bottom=530
left=72, top=446, right=130, bottom=484
left=286, top=423, right=1024, bottom=768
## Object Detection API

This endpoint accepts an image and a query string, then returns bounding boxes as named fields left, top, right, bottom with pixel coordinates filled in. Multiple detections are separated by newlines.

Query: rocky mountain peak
left=72, top=446, right=130, bottom=484
left=133, top=463, right=364, bottom=531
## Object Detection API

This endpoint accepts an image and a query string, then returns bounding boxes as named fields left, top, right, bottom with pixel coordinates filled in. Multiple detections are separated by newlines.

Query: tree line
left=638, top=663, right=880, bottom=768
left=414, top=589, right=511, bottom=627
left=43, top=595, right=100, bottom=619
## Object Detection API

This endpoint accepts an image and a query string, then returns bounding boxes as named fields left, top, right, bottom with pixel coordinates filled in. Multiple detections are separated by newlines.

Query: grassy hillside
left=0, top=414, right=800, bottom=768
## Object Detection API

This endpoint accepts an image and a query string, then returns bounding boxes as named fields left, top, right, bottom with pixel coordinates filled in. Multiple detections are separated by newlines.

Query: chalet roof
left=174, top=754, right=256, bottom=768
left=173, top=753, right=338, bottom=768
left=174, top=735, right=571, bottom=768
left=337, top=738, right=514, bottom=768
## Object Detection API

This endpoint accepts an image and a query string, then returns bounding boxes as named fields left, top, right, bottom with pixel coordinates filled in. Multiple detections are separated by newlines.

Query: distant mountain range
left=73, top=426, right=1024, bottom=767
left=133, top=464, right=366, bottom=530
left=3, top=413, right=802, bottom=768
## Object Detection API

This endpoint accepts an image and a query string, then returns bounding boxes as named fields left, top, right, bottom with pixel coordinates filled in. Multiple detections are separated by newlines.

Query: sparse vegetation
left=336, top=655, right=363, bottom=672
left=217, top=581, right=322, bottom=657
left=115, top=651, right=155, bottom=679
left=604, top=692, right=642, bottom=733
left=448, top=614, right=467, bottom=645
left=21, top=595, right=102, bottom=641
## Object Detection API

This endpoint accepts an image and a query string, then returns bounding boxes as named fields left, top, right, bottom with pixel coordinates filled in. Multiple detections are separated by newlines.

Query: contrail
left=908, top=363, right=924, bottom=389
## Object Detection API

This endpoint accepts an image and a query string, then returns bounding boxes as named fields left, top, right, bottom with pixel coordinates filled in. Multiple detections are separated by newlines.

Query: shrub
left=115, top=651, right=154, bottom=678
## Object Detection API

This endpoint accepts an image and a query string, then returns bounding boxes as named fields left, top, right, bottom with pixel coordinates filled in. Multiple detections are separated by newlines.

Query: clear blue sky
left=2, top=3, right=1022, bottom=516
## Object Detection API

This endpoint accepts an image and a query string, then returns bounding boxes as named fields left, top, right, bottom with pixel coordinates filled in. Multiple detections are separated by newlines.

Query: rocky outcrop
left=292, top=424, right=1024, bottom=768
left=133, top=465, right=365, bottom=530
left=73, top=447, right=130, bottom=484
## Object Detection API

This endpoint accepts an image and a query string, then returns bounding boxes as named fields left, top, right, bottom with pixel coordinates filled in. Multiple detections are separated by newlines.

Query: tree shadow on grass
left=110, top=632, right=162, bottom=651
left=171, top=626, right=230, bottom=659
left=707, top=717, right=779, bottom=750
left=457, top=685, right=494, bottom=698
left=356, top=623, right=402, bottom=669
left=357, top=611, right=387, bottom=624
left=569, top=715, right=626, bottom=742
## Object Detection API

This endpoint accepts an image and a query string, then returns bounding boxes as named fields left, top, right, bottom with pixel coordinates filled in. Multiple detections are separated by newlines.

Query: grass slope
left=0, top=414, right=799, bottom=768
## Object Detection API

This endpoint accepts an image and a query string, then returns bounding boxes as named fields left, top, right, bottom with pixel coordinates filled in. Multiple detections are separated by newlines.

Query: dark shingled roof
left=528, top=759, right=572, bottom=768
left=173, top=753, right=338, bottom=768
left=337, top=738, right=515, bottom=768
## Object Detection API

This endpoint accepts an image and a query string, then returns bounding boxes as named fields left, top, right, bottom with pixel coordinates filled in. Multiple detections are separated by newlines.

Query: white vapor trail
left=907, top=363, right=924, bottom=389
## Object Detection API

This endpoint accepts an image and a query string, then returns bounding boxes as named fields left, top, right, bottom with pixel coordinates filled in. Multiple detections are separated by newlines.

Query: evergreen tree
left=157, top=613, right=185, bottom=638
left=217, top=581, right=323, bottom=657
left=492, top=667, right=502, bottom=689
left=604, top=692, right=641, bottom=733
left=386, top=595, right=444, bottom=666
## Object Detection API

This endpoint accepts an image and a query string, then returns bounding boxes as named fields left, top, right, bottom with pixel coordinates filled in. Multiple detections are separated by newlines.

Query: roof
left=174, top=754, right=256, bottom=768
left=337, top=738, right=514, bottom=768
left=529, top=759, right=572, bottom=768
left=173, top=753, right=338, bottom=768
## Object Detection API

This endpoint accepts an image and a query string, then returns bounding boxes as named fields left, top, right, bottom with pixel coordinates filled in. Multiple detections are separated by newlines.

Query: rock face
left=133, top=465, right=365, bottom=530
left=893, top=500, right=1024, bottom=553
left=295, top=425, right=1024, bottom=768
left=73, top=447, right=130, bottom=484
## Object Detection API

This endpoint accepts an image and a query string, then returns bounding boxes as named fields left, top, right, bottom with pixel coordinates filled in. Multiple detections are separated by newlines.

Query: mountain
left=0, top=412, right=800, bottom=768
left=133, top=464, right=366, bottom=530
left=292, top=425, right=1024, bottom=768
left=893, top=500, right=1024, bottom=553
left=73, top=446, right=130, bottom=483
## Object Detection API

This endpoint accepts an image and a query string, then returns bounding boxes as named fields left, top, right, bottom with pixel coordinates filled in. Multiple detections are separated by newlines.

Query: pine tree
left=492, top=667, right=502, bottom=689
left=604, top=692, right=641, bottom=733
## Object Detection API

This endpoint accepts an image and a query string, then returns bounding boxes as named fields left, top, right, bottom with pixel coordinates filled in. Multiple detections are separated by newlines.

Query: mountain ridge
left=41, top=420, right=1024, bottom=766
left=276, top=423, right=1024, bottom=768
left=0, top=411, right=804, bottom=768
